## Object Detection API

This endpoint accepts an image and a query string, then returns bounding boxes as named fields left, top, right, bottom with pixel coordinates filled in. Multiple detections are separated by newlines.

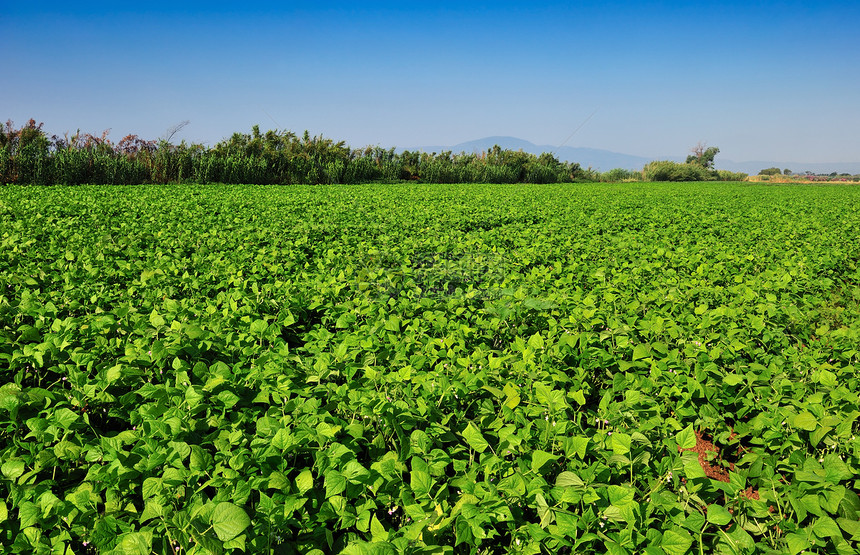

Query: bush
left=716, top=170, right=748, bottom=181
left=759, top=167, right=782, bottom=176
left=643, top=161, right=715, bottom=182
left=600, top=168, right=642, bottom=182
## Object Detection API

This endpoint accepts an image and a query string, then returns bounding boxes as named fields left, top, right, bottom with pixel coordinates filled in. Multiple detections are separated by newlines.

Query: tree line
left=1, top=119, right=746, bottom=185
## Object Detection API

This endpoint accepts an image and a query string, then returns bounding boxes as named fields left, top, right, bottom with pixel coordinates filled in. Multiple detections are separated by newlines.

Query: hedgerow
left=0, top=121, right=583, bottom=186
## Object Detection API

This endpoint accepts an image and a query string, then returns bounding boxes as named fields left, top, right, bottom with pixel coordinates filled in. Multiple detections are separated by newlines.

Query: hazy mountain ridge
left=406, top=136, right=860, bottom=174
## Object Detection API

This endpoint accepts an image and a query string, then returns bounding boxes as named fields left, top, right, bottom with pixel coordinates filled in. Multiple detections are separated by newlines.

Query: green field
left=1, top=182, right=859, bottom=554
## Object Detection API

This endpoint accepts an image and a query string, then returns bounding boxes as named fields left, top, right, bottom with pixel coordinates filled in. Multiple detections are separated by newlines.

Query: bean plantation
left=1, top=182, right=858, bottom=554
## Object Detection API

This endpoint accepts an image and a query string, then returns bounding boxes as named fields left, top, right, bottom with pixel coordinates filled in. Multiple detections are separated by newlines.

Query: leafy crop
left=1, top=182, right=859, bottom=554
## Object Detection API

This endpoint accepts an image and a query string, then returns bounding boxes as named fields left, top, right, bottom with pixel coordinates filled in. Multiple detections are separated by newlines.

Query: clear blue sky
left=4, top=1, right=859, bottom=163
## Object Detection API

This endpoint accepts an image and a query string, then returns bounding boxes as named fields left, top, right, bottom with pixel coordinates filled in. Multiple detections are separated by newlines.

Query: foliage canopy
left=1, top=182, right=858, bottom=553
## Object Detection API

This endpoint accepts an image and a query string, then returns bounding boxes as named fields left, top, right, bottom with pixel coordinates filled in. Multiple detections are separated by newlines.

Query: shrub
left=600, top=168, right=642, bottom=182
left=759, top=167, right=782, bottom=176
left=643, top=160, right=715, bottom=181
left=715, top=170, right=748, bottom=181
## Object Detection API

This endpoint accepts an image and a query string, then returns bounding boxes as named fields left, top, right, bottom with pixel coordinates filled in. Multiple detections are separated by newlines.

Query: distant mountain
left=406, top=136, right=860, bottom=174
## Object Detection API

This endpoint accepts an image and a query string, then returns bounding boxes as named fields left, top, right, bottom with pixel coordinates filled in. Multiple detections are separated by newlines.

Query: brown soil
left=742, top=487, right=760, bottom=501
left=679, top=430, right=731, bottom=482
left=679, top=431, right=763, bottom=501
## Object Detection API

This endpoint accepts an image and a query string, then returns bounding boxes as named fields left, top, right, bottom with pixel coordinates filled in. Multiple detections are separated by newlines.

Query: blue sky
left=4, top=1, right=859, bottom=163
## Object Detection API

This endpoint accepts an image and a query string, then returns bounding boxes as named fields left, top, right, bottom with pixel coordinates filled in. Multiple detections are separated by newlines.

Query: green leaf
left=530, top=450, right=559, bottom=474
left=335, top=312, right=355, bottom=329
left=410, top=429, right=429, bottom=453
left=0, top=383, right=22, bottom=412
left=682, top=512, right=705, bottom=533
left=555, top=511, right=578, bottom=536
left=568, top=436, right=589, bottom=459
left=609, top=432, right=632, bottom=455
left=661, top=528, right=693, bottom=555
left=555, top=471, right=585, bottom=489
left=801, top=493, right=824, bottom=517
left=810, top=425, right=832, bottom=447
left=149, top=310, right=165, bottom=328
left=53, top=407, right=80, bottom=429
left=454, top=516, right=474, bottom=545
left=821, top=486, right=845, bottom=513
left=502, top=382, right=520, bottom=409
left=724, top=526, right=755, bottom=550
left=141, top=499, right=164, bottom=522
left=142, top=477, right=163, bottom=499
left=0, top=501, right=6, bottom=524
left=604, top=539, right=630, bottom=555
left=793, top=412, right=818, bottom=431
left=816, top=369, right=838, bottom=387
left=211, top=502, right=251, bottom=542
left=385, top=315, right=401, bottom=332
left=840, top=490, right=860, bottom=520
left=325, top=470, right=346, bottom=497
left=1, top=460, right=25, bottom=481
left=342, top=542, right=397, bottom=555
left=216, top=390, right=240, bottom=408
left=106, top=364, right=122, bottom=383
left=18, top=501, right=39, bottom=528
left=722, top=374, right=744, bottom=386
left=632, top=343, right=650, bottom=360
left=812, top=516, right=842, bottom=539
left=184, top=324, right=205, bottom=339
left=535, top=492, right=552, bottom=528
left=117, top=532, right=153, bottom=555
left=824, top=454, right=854, bottom=482
left=676, top=425, right=697, bottom=449
left=785, top=533, right=809, bottom=555
left=683, top=456, right=707, bottom=479
left=296, top=469, right=313, bottom=495
left=837, top=517, right=860, bottom=540
left=707, top=504, right=732, bottom=526
left=223, top=535, right=247, bottom=551
left=370, top=514, right=389, bottom=541
left=410, top=469, right=432, bottom=497
left=608, top=485, right=635, bottom=506
left=185, top=386, right=204, bottom=409
left=462, top=422, right=489, bottom=453
left=268, top=471, right=290, bottom=490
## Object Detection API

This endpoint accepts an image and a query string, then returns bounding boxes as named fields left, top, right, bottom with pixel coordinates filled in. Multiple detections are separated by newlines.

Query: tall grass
left=1, top=119, right=587, bottom=185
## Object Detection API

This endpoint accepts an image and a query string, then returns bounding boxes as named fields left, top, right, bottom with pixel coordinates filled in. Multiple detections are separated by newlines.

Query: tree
left=759, top=167, right=782, bottom=176
left=686, top=142, right=720, bottom=169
